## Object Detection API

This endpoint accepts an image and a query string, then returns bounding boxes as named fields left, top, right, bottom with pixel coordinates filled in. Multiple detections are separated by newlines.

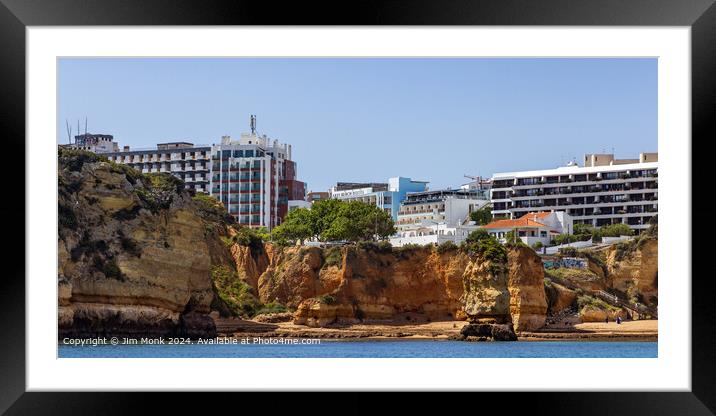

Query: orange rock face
left=507, top=246, right=548, bottom=331
left=606, top=238, right=658, bottom=307
left=230, top=243, right=548, bottom=329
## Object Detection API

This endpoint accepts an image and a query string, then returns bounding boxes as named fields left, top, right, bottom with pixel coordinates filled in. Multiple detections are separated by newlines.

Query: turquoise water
left=58, top=340, right=657, bottom=358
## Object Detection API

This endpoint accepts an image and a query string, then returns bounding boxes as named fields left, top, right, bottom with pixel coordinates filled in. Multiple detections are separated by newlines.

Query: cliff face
left=258, top=245, right=470, bottom=326
left=605, top=238, right=658, bottom=307
left=234, top=243, right=544, bottom=330
left=58, top=152, right=234, bottom=338
left=507, top=247, right=548, bottom=331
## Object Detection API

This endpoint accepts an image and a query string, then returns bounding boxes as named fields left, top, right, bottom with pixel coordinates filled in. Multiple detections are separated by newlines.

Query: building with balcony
left=390, top=188, right=489, bottom=247
left=329, top=177, right=428, bottom=221
left=490, top=152, right=658, bottom=232
left=395, top=189, right=489, bottom=233
left=210, top=132, right=306, bottom=229
left=104, top=142, right=211, bottom=193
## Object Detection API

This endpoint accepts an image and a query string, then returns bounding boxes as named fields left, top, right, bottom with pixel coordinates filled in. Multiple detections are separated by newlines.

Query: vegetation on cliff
left=460, top=229, right=508, bottom=274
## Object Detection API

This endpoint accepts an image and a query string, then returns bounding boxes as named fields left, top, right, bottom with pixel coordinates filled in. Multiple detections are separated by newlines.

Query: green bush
left=101, top=259, right=125, bottom=281
left=317, top=294, right=337, bottom=305
left=58, top=147, right=108, bottom=172
left=211, top=265, right=260, bottom=317
left=577, top=294, right=620, bottom=312
left=469, top=206, right=492, bottom=225
left=322, top=246, right=343, bottom=268
left=461, top=230, right=507, bottom=274
left=253, top=301, right=287, bottom=316
left=193, top=193, right=234, bottom=224
left=532, top=241, right=544, bottom=250
left=135, top=173, right=185, bottom=213
left=558, top=246, right=579, bottom=257
left=436, top=240, right=458, bottom=254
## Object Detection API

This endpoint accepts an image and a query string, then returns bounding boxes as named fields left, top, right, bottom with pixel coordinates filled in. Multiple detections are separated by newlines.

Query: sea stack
left=459, top=252, right=517, bottom=341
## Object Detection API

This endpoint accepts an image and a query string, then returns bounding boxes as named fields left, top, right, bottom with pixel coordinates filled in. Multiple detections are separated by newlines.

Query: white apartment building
left=105, top=142, right=211, bottom=193
left=210, top=132, right=305, bottom=229
left=390, top=189, right=489, bottom=247
left=491, top=153, right=658, bottom=231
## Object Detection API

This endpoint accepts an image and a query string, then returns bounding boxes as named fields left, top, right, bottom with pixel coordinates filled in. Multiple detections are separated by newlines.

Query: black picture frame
left=1, top=0, right=713, bottom=414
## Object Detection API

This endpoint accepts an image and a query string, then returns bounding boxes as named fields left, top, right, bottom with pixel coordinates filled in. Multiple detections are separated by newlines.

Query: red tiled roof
left=482, top=211, right=552, bottom=229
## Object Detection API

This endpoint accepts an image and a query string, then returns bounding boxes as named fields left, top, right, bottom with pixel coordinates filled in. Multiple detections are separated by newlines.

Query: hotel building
left=105, top=142, right=211, bottom=194
left=395, top=189, right=489, bottom=233
left=490, top=153, right=658, bottom=232
left=210, top=132, right=306, bottom=229
left=329, top=177, right=428, bottom=221
left=390, top=188, right=489, bottom=247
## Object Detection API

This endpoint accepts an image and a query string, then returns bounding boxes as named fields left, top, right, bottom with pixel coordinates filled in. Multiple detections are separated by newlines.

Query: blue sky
left=58, top=58, right=657, bottom=192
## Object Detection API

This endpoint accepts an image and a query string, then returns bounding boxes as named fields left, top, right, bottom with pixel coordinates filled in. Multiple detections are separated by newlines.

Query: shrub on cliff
left=436, top=240, right=458, bottom=254
left=135, top=173, right=185, bottom=213
left=322, top=246, right=343, bottom=268
left=358, top=240, right=393, bottom=253
left=461, top=230, right=507, bottom=273
left=317, top=294, right=337, bottom=305
left=577, top=294, right=620, bottom=313
left=193, top=193, right=234, bottom=225
left=212, top=265, right=260, bottom=317
left=58, top=147, right=108, bottom=172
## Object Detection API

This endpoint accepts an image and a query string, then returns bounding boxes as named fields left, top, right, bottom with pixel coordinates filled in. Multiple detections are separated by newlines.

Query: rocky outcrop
left=461, top=257, right=511, bottom=324
left=57, top=150, right=235, bottom=338
left=547, top=282, right=577, bottom=315
left=605, top=238, right=658, bottom=307
left=579, top=306, right=626, bottom=322
left=271, top=245, right=470, bottom=325
left=507, top=246, right=548, bottom=331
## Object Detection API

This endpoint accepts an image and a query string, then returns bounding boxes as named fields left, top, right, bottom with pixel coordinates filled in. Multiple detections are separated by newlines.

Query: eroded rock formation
left=507, top=246, right=548, bottom=331
left=57, top=152, right=234, bottom=338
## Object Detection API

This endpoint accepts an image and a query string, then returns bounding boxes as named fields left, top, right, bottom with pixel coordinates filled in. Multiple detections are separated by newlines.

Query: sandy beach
left=215, top=318, right=657, bottom=341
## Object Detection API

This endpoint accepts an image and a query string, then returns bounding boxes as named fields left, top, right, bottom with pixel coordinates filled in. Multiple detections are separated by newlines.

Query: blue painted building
left=329, top=176, right=428, bottom=221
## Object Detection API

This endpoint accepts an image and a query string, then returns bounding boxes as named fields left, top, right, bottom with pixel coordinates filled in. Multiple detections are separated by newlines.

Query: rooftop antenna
left=250, top=114, right=257, bottom=135
left=84, top=117, right=88, bottom=137
left=65, top=119, right=72, bottom=144
left=77, top=120, right=80, bottom=144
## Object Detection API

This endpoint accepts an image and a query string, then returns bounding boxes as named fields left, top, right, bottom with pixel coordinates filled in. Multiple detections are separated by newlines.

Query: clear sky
left=58, top=58, right=657, bottom=192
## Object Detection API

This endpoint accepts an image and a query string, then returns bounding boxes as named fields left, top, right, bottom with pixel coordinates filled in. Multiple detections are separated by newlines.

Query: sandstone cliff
left=57, top=150, right=236, bottom=338
left=234, top=241, right=543, bottom=332
left=507, top=246, right=548, bottom=331
left=605, top=238, right=658, bottom=308
left=276, top=245, right=470, bottom=326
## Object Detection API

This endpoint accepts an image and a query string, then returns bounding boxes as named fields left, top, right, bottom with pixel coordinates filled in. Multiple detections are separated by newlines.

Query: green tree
left=469, top=205, right=493, bottom=225
left=271, top=208, right=315, bottom=245
left=321, top=200, right=395, bottom=242
left=600, top=223, right=634, bottom=237
left=464, top=228, right=491, bottom=244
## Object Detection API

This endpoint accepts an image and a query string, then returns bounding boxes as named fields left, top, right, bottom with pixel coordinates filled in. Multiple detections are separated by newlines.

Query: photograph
left=56, top=57, right=659, bottom=358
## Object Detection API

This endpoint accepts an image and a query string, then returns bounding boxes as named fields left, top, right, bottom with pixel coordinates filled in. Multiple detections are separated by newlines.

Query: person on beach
left=605, top=316, right=609, bottom=324
left=616, top=316, right=622, bottom=324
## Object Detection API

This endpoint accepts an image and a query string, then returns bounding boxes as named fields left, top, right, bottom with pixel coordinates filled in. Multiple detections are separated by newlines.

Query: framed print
left=2, top=0, right=714, bottom=413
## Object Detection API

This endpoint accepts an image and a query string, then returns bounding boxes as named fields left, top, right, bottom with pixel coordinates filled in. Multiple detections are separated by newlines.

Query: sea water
left=58, top=340, right=657, bottom=358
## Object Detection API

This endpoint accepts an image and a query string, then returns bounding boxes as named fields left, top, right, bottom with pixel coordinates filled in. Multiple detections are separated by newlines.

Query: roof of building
left=333, top=182, right=389, bottom=192
left=482, top=211, right=552, bottom=229
left=492, top=161, right=658, bottom=179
